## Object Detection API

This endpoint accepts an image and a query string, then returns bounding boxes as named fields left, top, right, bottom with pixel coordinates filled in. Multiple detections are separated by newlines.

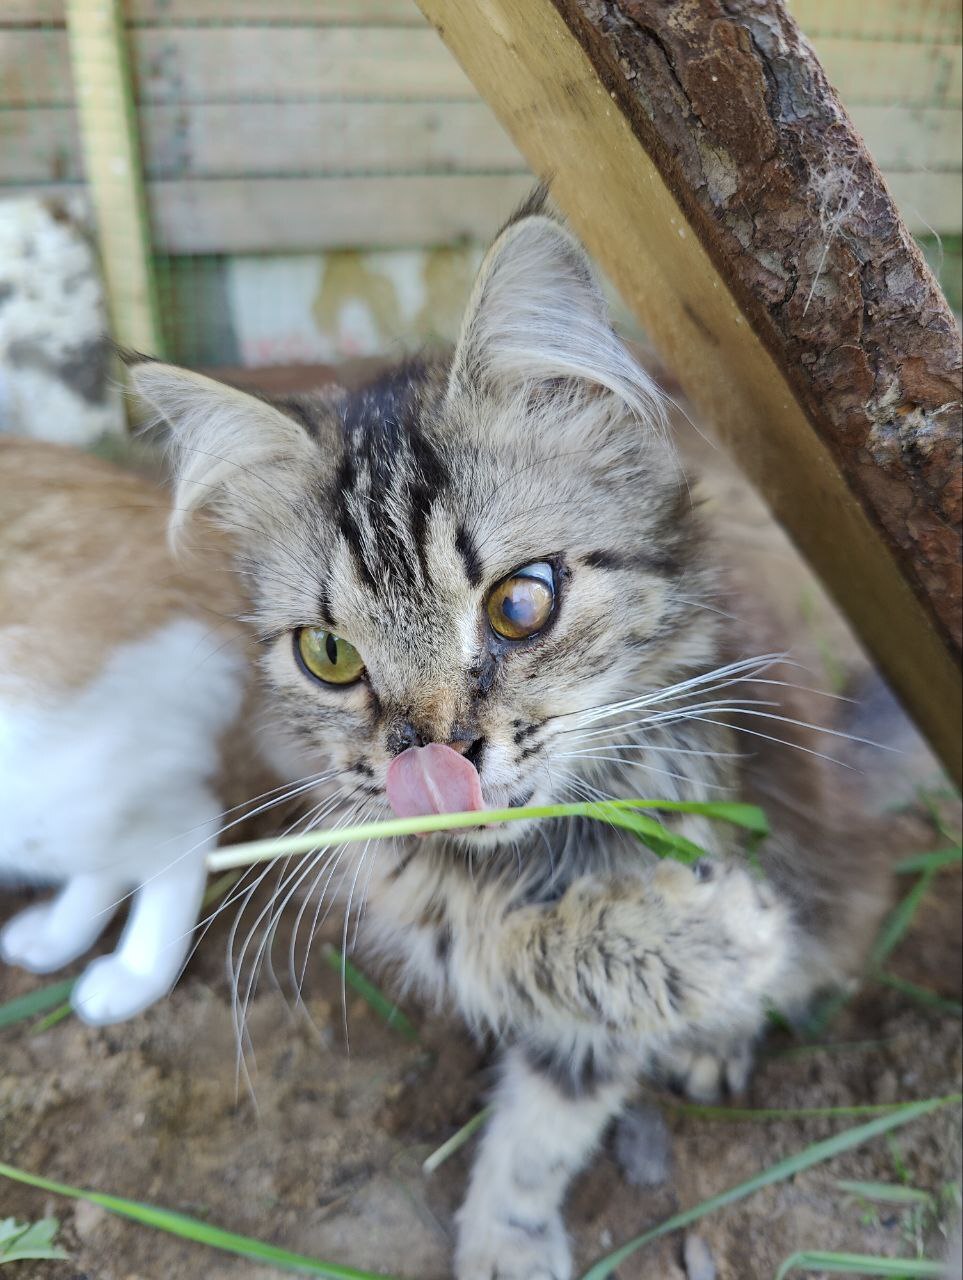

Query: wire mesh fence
left=0, top=0, right=960, bottom=428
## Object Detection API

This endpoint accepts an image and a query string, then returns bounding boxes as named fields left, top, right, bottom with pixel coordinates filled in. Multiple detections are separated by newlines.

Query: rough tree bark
left=416, top=0, right=963, bottom=782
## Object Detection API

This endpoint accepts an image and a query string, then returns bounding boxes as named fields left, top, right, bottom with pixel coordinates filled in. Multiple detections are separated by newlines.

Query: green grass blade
left=876, top=973, right=963, bottom=1016
left=775, top=1252, right=943, bottom=1278
left=653, top=1098, right=946, bottom=1122
left=322, top=947, right=418, bottom=1041
left=894, top=846, right=962, bottom=875
left=0, top=979, right=77, bottom=1030
left=0, top=1161, right=401, bottom=1280
left=202, top=870, right=243, bottom=908
left=206, top=799, right=768, bottom=872
left=422, top=1108, right=491, bottom=1175
left=835, top=1179, right=932, bottom=1205
left=580, top=1095, right=960, bottom=1280
left=869, top=869, right=937, bottom=972
left=32, top=1003, right=74, bottom=1034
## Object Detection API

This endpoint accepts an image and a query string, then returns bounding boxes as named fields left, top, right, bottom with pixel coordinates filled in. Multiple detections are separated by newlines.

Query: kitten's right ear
left=447, top=209, right=664, bottom=437
left=127, top=358, right=319, bottom=545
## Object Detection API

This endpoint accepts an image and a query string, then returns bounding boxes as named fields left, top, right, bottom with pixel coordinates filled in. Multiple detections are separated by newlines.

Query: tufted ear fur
left=448, top=211, right=666, bottom=436
left=128, top=360, right=320, bottom=547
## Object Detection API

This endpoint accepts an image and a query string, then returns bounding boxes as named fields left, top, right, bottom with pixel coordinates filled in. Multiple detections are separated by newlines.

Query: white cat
left=0, top=439, right=257, bottom=1024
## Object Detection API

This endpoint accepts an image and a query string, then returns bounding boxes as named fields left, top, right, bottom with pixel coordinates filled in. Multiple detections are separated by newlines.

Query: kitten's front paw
left=1, top=903, right=87, bottom=973
left=658, top=860, right=791, bottom=1001
left=71, top=954, right=171, bottom=1025
left=455, top=1209, right=570, bottom=1280
left=657, top=1038, right=756, bottom=1103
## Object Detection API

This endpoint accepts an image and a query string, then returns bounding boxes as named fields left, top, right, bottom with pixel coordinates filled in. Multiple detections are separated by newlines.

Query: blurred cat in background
left=0, top=441, right=266, bottom=1023
left=1, top=198, right=893, bottom=1279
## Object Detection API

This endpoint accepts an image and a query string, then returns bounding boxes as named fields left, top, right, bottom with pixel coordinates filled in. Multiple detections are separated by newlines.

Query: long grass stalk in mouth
left=206, top=798, right=767, bottom=872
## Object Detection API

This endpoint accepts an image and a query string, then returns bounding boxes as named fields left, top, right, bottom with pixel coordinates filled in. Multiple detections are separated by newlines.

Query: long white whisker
left=562, top=654, right=790, bottom=727
left=563, top=697, right=781, bottom=744
left=559, top=751, right=730, bottom=790
left=236, top=790, right=354, bottom=1029
left=229, top=788, right=356, bottom=1092
left=689, top=716, right=857, bottom=768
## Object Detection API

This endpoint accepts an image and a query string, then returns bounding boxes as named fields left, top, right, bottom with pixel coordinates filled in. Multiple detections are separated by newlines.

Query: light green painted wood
left=64, top=1, right=161, bottom=356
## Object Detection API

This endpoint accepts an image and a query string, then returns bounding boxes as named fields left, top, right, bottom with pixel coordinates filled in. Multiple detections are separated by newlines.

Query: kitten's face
left=136, top=211, right=712, bottom=849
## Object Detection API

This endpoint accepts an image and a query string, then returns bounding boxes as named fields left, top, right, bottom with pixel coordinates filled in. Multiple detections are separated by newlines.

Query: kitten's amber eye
left=487, top=561, right=556, bottom=640
left=296, top=627, right=365, bottom=685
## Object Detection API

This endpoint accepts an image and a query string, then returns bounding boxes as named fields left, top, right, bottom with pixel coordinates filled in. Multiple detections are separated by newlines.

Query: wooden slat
left=851, top=105, right=961, bottom=171
left=883, top=171, right=963, bottom=233
left=147, top=173, right=533, bottom=251
left=790, top=0, right=962, bottom=42
left=0, top=100, right=524, bottom=182
left=818, top=36, right=962, bottom=106
left=0, top=27, right=475, bottom=105
left=1, top=0, right=422, bottom=25
left=7, top=0, right=963, bottom=39
left=8, top=168, right=956, bottom=249
left=3, top=28, right=959, bottom=109
left=8, top=101, right=958, bottom=191
left=17, top=174, right=534, bottom=251
left=0, top=107, right=80, bottom=181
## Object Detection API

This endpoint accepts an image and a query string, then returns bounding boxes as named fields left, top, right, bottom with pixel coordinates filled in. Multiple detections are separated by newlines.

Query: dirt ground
left=2, top=414, right=961, bottom=1280
left=1, top=858, right=961, bottom=1280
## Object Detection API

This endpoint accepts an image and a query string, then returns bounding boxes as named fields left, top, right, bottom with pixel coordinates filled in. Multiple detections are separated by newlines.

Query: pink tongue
left=386, top=743, right=484, bottom=820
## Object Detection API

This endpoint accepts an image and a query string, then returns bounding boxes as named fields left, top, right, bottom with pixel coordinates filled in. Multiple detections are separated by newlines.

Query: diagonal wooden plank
left=415, top=0, right=962, bottom=783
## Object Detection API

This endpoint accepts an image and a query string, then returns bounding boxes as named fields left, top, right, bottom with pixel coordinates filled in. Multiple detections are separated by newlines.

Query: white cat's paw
left=455, top=1211, right=571, bottom=1280
left=0, top=903, right=86, bottom=973
left=71, top=954, right=171, bottom=1025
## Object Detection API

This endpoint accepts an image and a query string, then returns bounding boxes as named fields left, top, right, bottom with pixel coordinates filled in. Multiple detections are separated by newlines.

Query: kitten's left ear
left=448, top=210, right=664, bottom=431
left=126, top=358, right=320, bottom=544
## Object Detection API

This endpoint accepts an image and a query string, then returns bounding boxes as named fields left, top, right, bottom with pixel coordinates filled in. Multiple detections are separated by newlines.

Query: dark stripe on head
left=582, top=548, right=680, bottom=577
left=332, top=449, right=377, bottom=591
left=455, top=522, right=483, bottom=588
left=405, top=420, right=449, bottom=583
left=316, top=584, right=336, bottom=632
left=338, top=364, right=449, bottom=591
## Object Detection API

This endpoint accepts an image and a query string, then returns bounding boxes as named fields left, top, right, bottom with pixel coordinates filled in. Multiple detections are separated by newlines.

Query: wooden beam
left=65, top=0, right=162, bottom=357
left=415, top=0, right=963, bottom=783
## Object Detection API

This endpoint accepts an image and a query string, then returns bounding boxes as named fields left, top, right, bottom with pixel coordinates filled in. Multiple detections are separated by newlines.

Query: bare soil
left=0, top=876, right=960, bottom=1280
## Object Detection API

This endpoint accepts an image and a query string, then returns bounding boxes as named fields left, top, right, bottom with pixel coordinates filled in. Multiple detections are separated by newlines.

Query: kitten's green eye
left=296, top=627, right=365, bottom=685
left=487, top=561, right=556, bottom=640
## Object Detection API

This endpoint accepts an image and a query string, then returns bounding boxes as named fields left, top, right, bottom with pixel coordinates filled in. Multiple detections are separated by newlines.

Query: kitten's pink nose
left=385, top=743, right=484, bottom=820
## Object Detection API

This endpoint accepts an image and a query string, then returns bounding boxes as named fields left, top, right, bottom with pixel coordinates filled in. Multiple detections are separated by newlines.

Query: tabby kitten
left=120, top=202, right=891, bottom=1279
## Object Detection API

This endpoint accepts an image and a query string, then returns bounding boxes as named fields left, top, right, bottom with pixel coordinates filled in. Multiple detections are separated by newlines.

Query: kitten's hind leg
left=71, top=807, right=215, bottom=1025
left=1, top=872, right=126, bottom=974
left=455, top=1044, right=633, bottom=1280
